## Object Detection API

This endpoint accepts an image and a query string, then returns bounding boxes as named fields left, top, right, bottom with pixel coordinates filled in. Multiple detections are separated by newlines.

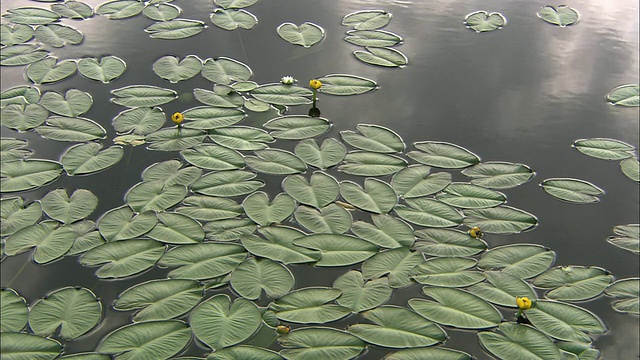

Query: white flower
left=281, top=76, right=296, bottom=85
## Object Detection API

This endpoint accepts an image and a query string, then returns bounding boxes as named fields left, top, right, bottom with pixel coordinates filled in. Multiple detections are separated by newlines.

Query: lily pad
left=147, top=212, right=204, bottom=245
left=294, top=204, right=352, bottom=234
left=243, top=192, right=295, bottom=226
left=391, top=165, right=452, bottom=198
left=354, top=47, right=408, bottom=68
left=201, top=57, right=252, bottom=84
left=264, top=115, right=331, bottom=140
left=192, top=170, right=264, bottom=197
left=1, top=85, right=41, bottom=108
left=333, top=270, right=392, bottom=312
left=294, top=233, right=378, bottom=267
left=209, top=126, right=273, bottom=150
left=408, top=141, right=480, bottom=169
left=245, top=148, right=307, bottom=175
left=525, top=300, right=606, bottom=342
left=125, top=180, right=187, bottom=212
left=464, top=11, right=507, bottom=32
left=478, top=244, right=556, bottom=279
left=97, top=320, right=191, bottom=359
left=250, top=84, right=313, bottom=106
left=279, top=327, right=365, bottom=359
left=193, top=87, right=244, bottom=108
left=153, top=55, right=202, bottom=83
left=342, top=10, right=392, bottom=30
left=27, top=57, right=77, bottom=84
left=210, top=8, right=258, bottom=31
left=143, top=3, right=181, bottom=21
left=282, top=172, right=339, bottom=208
left=1, top=103, right=49, bottom=131
left=181, top=144, right=244, bottom=170
left=461, top=161, right=535, bottom=189
left=3, top=6, right=60, bottom=25
left=146, top=128, right=207, bottom=151
left=0, top=332, right=62, bottom=360
left=96, top=0, right=144, bottom=19
left=270, top=287, right=351, bottom=323
left=277, top=22, right=325, bottom=47
left=361, top=247, right=424, bottom=288
left=339, top=151, right=407, bottom=176
left=1, top=159, right=63, bottom=193
left=241, top=226, right=320, bottom=264
left=37, top=116, right=106, bottom=142
left=159, top=243, right=246, bottom=280
left=0, top=44, right=49, bottom=66
left=412, top=257, right=485, bottom=288
left=339, top=178, right=397, bottom=214
left=230, top=257, right=294, bottom=300
left=295, top=138, right=347, bottom=170
left=540, top=178, right=604, bottom=204
left=467, top=271, right=537, bottom=308
left=538, top=5, right=580, bottom=27
left=203, top=218, right=256, bottom=241
left=97, top=206, right=157, bottom=242
left=478, top=322, right=561, bottom=360
left=317, top=74, right=378, bottom=95
left=77, top=56, right=126, bottom=83
left=1, top=288, right=28, bottom=332
left=1, top=23, right=35, bottom=46
left=621, top=157, right=640, bottom=182
left=413, top=228, right=487, bottom=257
left=533, top=266, right=613, bottom=301
left=352, top=214, right=414, bottom=249
left=606, top=84, right=639, bottom=106
left=0, top=197, right=42, bottom=236
left=394, top=198, right=463, bottom=228
left=436, top=182, right=506, bottom=209
left=51, top=1, right=94, bottom=19
left=175, top=195, right=243, bottom=222
left=80, top=239, right=165, bottom=278
left=341, top=124, right=405, bottom=153
left=112, top=107, right=165, bottom=135
left=573, top=138, right=635, bottom=160
left=41, top=188, right=97, bottom=224
left=181, top=106, right=245, bottom=130
left=463, top=206, right=538, bottom=234
left=605, top=278, right=639, bottom=315
left=34, top=24, right=83, bottom=48
left=142, top=160, right=202, bottom=187
left=607, top=223, right=639, bottom=254
left=39, top=89, right=92, bottom=117
left=344, top=30, right=402, bottom=48
left=384, top=348, right=472, bottom=360
left=111, top=85, right=177, bottom=108
left=60, top=143, right=123, bottom=176
left=146, top=19, right=206, bottom=39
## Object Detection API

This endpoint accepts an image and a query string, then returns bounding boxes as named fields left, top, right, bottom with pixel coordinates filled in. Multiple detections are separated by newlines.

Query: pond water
left=1, top=0, right=638, bottom=359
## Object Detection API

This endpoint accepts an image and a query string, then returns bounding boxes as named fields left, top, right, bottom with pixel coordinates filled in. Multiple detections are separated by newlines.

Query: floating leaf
left=605, top=278, right=639, bottom=315
left=0, top=332, right=62, bottom=360
left=96, top=0, right=144, bottom=19
left=463, top=206, right=538, bottom=234
left=114, top=279, right=202, bottom=322
left=315, top=74, right=377, bottom=96
left=533, top=266, right=613, bottom=301
left=342, top=10, right=392, bottom=30
left=1, top=85, right=41, bottom=108
left=538, top=5, right=580, bottom=27
left=277, top=22, right=325, bottom=47
left=339, top=178, right=397, bottom=214
left=1, top=159, right=63, bottom=193
left=153, top=55, right=202, bottom=83
left=607, top=223, right=639, bottom=254
left=333, top=270, right=392, bottom=312
left=0, top=44, right=49, bottom=66
left=1, top=288, right=28, bottom=332
left=209, top=126, right=273, bottom=150
left=41, top=188, right=97, bottom=224
left=5, top=221, right=75, bottom=263
left=37, top=116, right=106, bottom=142
left=97, top=320, right=191, bottom=359
left=143, top=3, right=181, bottom=21
left=176, top=196, right=243, bottom=222
left=283, top=172, right=339, bottom=208
left=80, top=239, right=165, bottom=278
left=540, top=178, right=604, bottom=204
left=245, top=148, right=307, bottom=175
left=352, top=214, right=414, bottom=249
left=250, top=84, right=313, bottom=105
left=230, top=257, right=294, bottom=300
left=467, top=271, right=537, bottom=308
left=606, top=84, right=639, bottom=106
left=385, top=348, right=473, bottom=360
left=339, top=151, right=407, bottom=176
left=147, top=212, right=204, bottom=245
left=1, top=23, right=34, bottom=46
left=180, top=106, right=245, bottom=129
left=478, top=244, right=555, bottom=279
left=159, top=243, right=246, bottom=280
left=362, top=247, right=424, bottom=288
left=573, top=138, right=634, bottom=160
left=0, top=197, right=41, bottom=236
left=295, top=204, right=352, bottom=234
left=215, top=0, right=261, bottom=9
left=395, top=198, right=463, bottom=228
left=39, top=89, right=92, bottom=117
left=294, top=233, right=378, bottom=266
left=204, top=218, right=256, bottom=241
left=410, top=287, right=501, bottom=329
left=146, top=128, right=207, bottom=151
left=60, top=143, right=123, bottom=176
left=279, top=326, right=365, bottom=359
left=210, top=8, right=258, bottom=30
left=142, top=160, right=202, bottom=187
left=264, top=115, right=331, bottom=140
left=0, top=139, right=33, bottom=163
left=77, top=56, right=126, bottom=83
left=207, top=345, right=282, bottom=360
left=191, top=294, right=261, bottom=350
left=462, top=162, right=535, bottom=189
left=526, top=300, right=606, bottom=342
left=97, top=206, right=158, bottom=241
left=192, top=170, right=264, bottom=197
left=3, top=6, right=60, bottom=25
left=412, top=257, right=485, bottom=288
left=202, top=57, right=252, bottom=84
left=34, top=24, right=83, bottom=48
left=28, top=287, right=101, bottom=340
left=51, top=1, right=94, bottom=19
left=112, top=107, right=165, bottom=135
left=193, top=87, right=244, bottom=108
left=1, top=103, right=48, bottom=131
left=125, top=180, right=187, bottom=212
left=243, top=192, right=295, bottom=226
left=408, top=141, right=480, bottom=169
left=621, top=157, right=640, bottom=182
left=391, top=165, right=452, bottom=198
left=354, top=47, right=408, bottom=67
left=111, top=85, right=177, bottom=108
left=181, top=144, right=244, bottom=170
left=348, top=306, right=446, bottom=348
left=344, top=30, right=402, bottom=48
left=436, top=182, right=506, bottom=209
left=478, top=322, right=561, bottom=360
left=341, top=124, right=404, bottom=153
left=413, top=228, right=486, bottom=257
left=27, top=57, right=77, bottom=84
left=65, top=220, right=104, bottom=256
left=241, top=226, right=320, bottom=264
left=295, top=138, right=346, bottom=170
left=464, top=11, right=506, bottom=32
left=270, top=287, right=351, bottom=323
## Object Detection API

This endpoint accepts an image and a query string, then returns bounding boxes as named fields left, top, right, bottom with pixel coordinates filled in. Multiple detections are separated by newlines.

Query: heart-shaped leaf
left=413, top=228, right=486, bottom=257
left=478, top=322, right=561, bottom=360
left=153, top=55, right=202, bottom=83
left=110, top=85, right=177, bottom=108
left=462, top=161, right=535, bottom=189
left=60, top=143, right=123, bottom=176
left=478, top=244, right=555, bottom=279
left=201, top=57, right=252, bottom=84
left=26, top=57, right=77, bottom=84
left=294, top=204, right=352, bottom=234
left=270, top=287, right=351, bottom=323
left=339, top=178, right=397, bottom=214
left=395, top=198, right=463, bottom=228
left=295, top=138, right=347, bottom=170
left=77, top=56, right=126, bottom=83
left=362, top=247, right=424, bottom=288
left=277, top=22, right=325, bottom=47
left=264, top=115, right=331, bottom=140
left=209, top=126, right=273, bottom=150
left=41, top=188, right=97, bottom=224
left=241, top=226, right=320, bottom=264
left=210, top=8, right=258, bottom=30
left=340, top=124, right=405, bottom=153
left=1, top=159, right=63, bottom=193
left=391, top=165, right=452, bottom=198
left=294, top=234, right=378, bottom=267
left=96, top=0, right=144, bottom=19
left=540, top=178, right=604, bottom=204
left=97, top=320, right=191, bottom=359
left=606, top=84, right=639, bottom=106
left=354, top=47, right=408, bottom=67
left=230, top=257, right=294, bottom=300
left=39, top=89, right=92, bottom=117
left=464, top=11, right=507, bottom=32
left=1, top=103, right=48, bottom=131
left=342, top=10, right=392, bottom=30
left=333, top=270, right=392, bottom=312
left=243, top=192, right=295, bottom=226
left=245, top=148, right=307, bottom=175
left=538, top=5, right=580, bottom=27
left=339, top=151, right=407, bottom=176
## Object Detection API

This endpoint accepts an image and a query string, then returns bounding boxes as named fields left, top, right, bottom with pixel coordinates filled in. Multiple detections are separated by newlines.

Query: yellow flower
left=516, top=297, right=532, bottom=310
left=468, top=226, right=483, bottom=238
left=171, top=112, right=184, bottom=125
left=276, top=325, right=290, bottom=335
left=309, top=79, right=322, bottom=89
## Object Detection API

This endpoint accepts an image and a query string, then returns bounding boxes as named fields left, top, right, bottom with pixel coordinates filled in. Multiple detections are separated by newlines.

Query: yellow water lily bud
left=171, top=112, right=184, bottom=125
left=516, top=296, right=532, bottom=310
left=309, top=79, right=322, bottom=89
left=468, top=226, right=483, bottom=238
left=276, top=325, right=290, bottom=335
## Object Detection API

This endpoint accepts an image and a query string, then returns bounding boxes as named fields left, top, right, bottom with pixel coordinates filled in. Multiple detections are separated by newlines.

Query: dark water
left=1, top=0, right=638, bottom=359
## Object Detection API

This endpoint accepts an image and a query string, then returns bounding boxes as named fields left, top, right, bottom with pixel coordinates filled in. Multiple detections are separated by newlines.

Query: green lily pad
left=146, top=128, right=207, bottom=151
left=384, top=347, right=473, bottom=360
left=540, top=178, right=604, bottom=204
left=526, top=300, right=606, bottom=342
left=143, top=3, right=181, bottom=21
left=362, top=247, right=424, bottom=288
left=351, top=214, right=415, bottom=249
left=270, top=287, right=351, bottom=323
left=354, top=47, right=408, bottom=67
left=538, top=5, right=580, bottom=27
left=210, top=8, right=258, bottom=30
left=408, top=141, right=480, bottom=169
left=409, top=287, right=501, bottom=329
left=573, top=138, right=635, bottom=160
left=478, top=244, right=556, bottom=279
left=279, top=327, right=365, bottom=359
left=209, top=126, right=273, bottom=150
left=394, top=198, right=463, bottom=228
left=391, top=165, right=452, bottom=198
left=339, top=151, right=407, bottom=176
left=146, top=19, right=205, bottom=39
left=27, top=57, right=77, bottom=84
left=1, top=85, right=41, bottom=108
left=28, top=287, right=101, bottom=340
left=3, top=6, right=60, bottom=25
left=264, top=115, right=331, bottom=140
left=605, top=278, right=639, bottom=315
left=111, top=85, right=177, bottom=108
left=245, top=148, right=307, bottom=175
left=342, top=10, right=392, bottom=30
left=39, top=89, right=92, bottom=117
left=295, top=138, right=347, bottom=170
left=250, top=84, right=313, bottom=106
left=147, top=212, right=204, bottom=245
left=112, top=107, right=165, bottom=135
left=463, top=205, right=538, bottom=234
left=317, top=74, right=378, bottom=95
left=1, top=159, right=63, bottom=193
left=0, top=197, right=41, bottom=237
left=1, top=288, right=28, bottom=332
left=333, top=270, right=392, bottom=312
left=0, top=332, right=62, bottom=360
left=294, top=233, right=378, bottom=267
left=204, top=218, right=256, bottom=241
left=0, top=138, right=33, bottom=163
left=41, top=188, right=97, bottom=224
left=181, top=144, right=244, bottom=170
left=96, top=0, right=144, bottom=19
left=125, top=180, right=187, bottom=212
left=243, top=192, right=295, bottom=226
left=241, top=226, right=320, bottom=264
left=175, top=196, right=243, bottom=222
left=283, top=172, right=339, bottom=208
left=277, top=22, right=325, bottom=47
left=339, top=178, right=397, bottom=214
left=52, top=1, right=94, bottom=19
left=159, top=243, right=246, bottom=280
left=461, top=161, right=535, bottom=189
left=34, top=24, right=83, bottom=48
left=436, top=182, right=506, bottom=209
left=467, top=271, right=537, bottom=308
left=202, top=56, right=252, bottom=84
left=344, top=30, right=402, bottom=48
left=80, top=239, right=165, bottom=278
left=413, top=228, right=486, bottom=257
left=412, top=257, right=485, bottom=288
left=60, top=143, right=123, bottom=176
left=621, top=156, right=640, bottom=182
left=0, top=44, right=49, bottom=66
left=142, top=160, right=202, bottom=187
left=607, top=223, right=639, bottom=254
left=97, top=320, right=191, bottom=359
left=478, top=322, right=561, bottom=360
left=230, top=257, right=294, bottom=300
left=97, top=206, right=157, bottom=242
left=1, top=103, right=49, bottom=131
left=77, top=56, right=126, bottom=83
left=192, top=170, right=264, bottom=197
left=533, top=266, right=613, bottom=301
left=180, top=106, right=245, bottom=129
left=1, top=23, right=34, bottom=46
left=464, top=11, right=506, bottom=32
left=37, top=116, right=106, bottom=142
left=606, top=84, right=639, bottom=106
left=340, top=124, right=405, bottom=153
left=153, top=55, right=202, bottom=83
left=294, top=204, right=352, bottom=234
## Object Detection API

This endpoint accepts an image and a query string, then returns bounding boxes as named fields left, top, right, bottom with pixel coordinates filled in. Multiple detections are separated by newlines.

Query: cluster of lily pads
left=463, top=5, right=580, bottom=33
left=1, top=1, right=640, bottom=360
